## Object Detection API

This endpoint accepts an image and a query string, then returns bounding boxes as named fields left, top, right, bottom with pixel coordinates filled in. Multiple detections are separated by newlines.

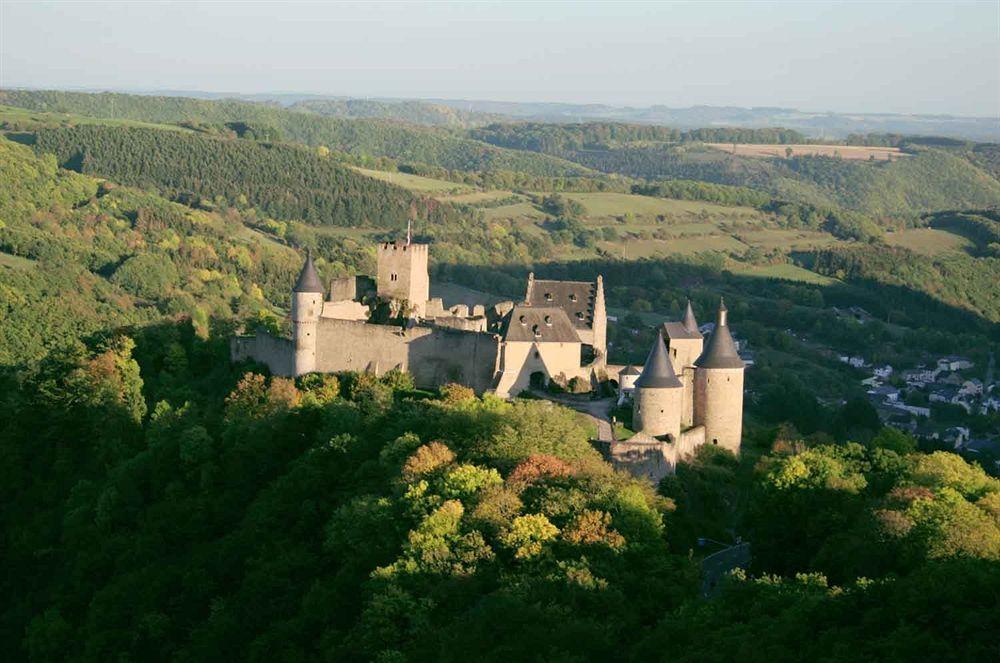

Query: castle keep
left=232, top=238, right=744, bottom=464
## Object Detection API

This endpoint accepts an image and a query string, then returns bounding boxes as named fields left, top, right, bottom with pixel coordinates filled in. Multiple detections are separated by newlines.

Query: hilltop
left=0, top=86, right=998, bottom=663
left=0, top=90, right=592, bottom=177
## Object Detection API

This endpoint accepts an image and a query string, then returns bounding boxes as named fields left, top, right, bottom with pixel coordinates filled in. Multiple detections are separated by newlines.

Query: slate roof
left=294, top=251, right=324, bottom=293
left=502, top=305, right=581, bottom=343
left=619, top=365, right=641, bottom=377
left=683, top=300, right=699, bottom=333
left=663, top=321, right=701, bottom=341
left=695, top=301, right=745, bottom=369
left=636, top=332, right=683, bottom=389
left=525, top=276, right=596, bottom=330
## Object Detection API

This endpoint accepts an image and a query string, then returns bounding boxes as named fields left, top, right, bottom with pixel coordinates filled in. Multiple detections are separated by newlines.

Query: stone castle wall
left=601, top=424, right=708, bottom=484
left=313, top=318, right=500, bottom=393
left=329, top=275, right=376, bottom=302
left=231, top=334, right=294, bottom=376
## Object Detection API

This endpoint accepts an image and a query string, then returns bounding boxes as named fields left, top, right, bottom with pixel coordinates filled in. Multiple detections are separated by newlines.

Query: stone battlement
left=378, top=241, right=428, bottom=253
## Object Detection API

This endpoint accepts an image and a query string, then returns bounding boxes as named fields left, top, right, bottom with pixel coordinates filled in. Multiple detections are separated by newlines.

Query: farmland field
left=553, top=192, right=758, bottom=219
left=479, top=201, right=548, bottom=222
left=737, top=229, right=843, bottom=250
left=600, top=235, right=746, bottom=258
left=706, top=142, right=909, bottom=161
left=884, top=227, right=974, bottom=255
left=732, top=263, right=838, bottom=285
left=352, top=167, right=470, bottom=193
left=437, top=190, right=519, bottom=205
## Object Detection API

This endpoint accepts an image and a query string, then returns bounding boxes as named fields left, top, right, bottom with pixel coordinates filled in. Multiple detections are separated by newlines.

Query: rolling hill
left=0, top=90, right=593, bottom=177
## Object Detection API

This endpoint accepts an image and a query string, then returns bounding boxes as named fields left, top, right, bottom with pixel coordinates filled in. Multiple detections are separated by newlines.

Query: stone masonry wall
left=313, top=318, right=500, bottom=393
left=231, top=334, right=295, bottom=376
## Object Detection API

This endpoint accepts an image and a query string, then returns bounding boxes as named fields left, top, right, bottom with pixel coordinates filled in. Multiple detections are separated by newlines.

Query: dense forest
left=291, top=98, right=505, bottom=127
left=0, top=136, right=309, bottom=364
left=1, top=326, right=997, bottom=660
left=469, top=122, right=809, bottom=151
left=25, top=125, right=463, bottom=229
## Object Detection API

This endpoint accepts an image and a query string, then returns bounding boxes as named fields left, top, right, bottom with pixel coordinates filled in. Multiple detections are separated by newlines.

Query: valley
left=0, top=86, right=997, bottom=663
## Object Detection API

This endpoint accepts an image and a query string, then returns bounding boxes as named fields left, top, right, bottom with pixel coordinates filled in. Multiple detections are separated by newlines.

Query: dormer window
left=532, top=325, right=541, bottom=337
left=544, top=315, right=552, bottom=326
left=575, top=311, right=585, bottom=320
left=519, top=315, right=527, bottom=326
left=544, top=292, right=553, bottom=301
left=569, top=293, right=578, bottom=302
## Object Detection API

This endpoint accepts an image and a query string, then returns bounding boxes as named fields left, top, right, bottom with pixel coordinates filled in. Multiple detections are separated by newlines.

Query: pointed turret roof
left=683, top=299, right=699, bottom=334
left=695, top=298, right=745, bottom=369
left=293, top=249, right=324, bottom=293
left=636, top=331, right=683, bottom=389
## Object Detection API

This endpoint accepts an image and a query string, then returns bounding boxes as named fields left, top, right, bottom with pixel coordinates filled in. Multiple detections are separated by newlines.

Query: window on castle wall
left=713, top=439, right=718, bottom=445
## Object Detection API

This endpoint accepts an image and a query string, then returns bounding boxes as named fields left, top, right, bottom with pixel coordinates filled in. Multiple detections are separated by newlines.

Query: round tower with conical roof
left=694, top=299, right=745, bottom=454
left=292, top=250, right=324, bottom=376
left=633, top=330, right=684, bottom=439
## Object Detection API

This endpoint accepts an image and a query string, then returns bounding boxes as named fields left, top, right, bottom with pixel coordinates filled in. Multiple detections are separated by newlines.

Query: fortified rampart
left=600, top=424, right=707, bottom=483
left=312, top=318, right=500, bottom=393
left=231, top=334, right=294, bottom=376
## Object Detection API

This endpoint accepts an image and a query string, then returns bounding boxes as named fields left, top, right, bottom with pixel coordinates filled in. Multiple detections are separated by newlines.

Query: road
left=701, top=542, right=752, bottom=598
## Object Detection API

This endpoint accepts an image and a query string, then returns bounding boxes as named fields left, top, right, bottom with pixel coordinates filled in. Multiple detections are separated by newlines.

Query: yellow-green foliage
left=0, top=136, right=314, bottom=365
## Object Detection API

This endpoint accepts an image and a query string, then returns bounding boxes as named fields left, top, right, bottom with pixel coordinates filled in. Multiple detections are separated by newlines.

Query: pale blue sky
left=1, top=1, right=997, bottom=116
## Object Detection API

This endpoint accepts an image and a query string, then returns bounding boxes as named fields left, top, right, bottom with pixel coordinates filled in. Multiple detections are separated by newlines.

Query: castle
left=231, top=237, right=745, bottom=469
left=605, top=300, right=746, bottom=479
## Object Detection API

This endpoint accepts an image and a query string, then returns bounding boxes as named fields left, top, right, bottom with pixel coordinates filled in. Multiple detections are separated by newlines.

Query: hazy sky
left=2, top=1, right=998, bottom=116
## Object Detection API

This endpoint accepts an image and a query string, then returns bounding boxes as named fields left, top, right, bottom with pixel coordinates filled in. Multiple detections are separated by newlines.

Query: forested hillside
left=291, top=98, right=506, bottom=127
left=26, top=125, right=462, bottom=228
left=0, top=90, right=592, bottom=176
left=468, top=123, right=1000, bottom=215
left=7, top=91, right=998, bottom=219
left=0, top=136, right=305, bottom=364
left=469, top=122, right=809, bottom=150
left=1, top=328, right=997, bottom=660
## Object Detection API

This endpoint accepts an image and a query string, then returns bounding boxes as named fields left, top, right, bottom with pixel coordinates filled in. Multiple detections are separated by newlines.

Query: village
left=843, top=349, right=1000, bottom=464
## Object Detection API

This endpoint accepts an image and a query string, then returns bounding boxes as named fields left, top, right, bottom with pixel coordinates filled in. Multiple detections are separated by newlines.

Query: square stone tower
left=377, top=241, right=429, bottom=317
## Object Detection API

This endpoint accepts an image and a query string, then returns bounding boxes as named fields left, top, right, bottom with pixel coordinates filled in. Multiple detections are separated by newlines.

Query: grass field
left=737, top=229, right=843, bottom=250
left=706, top=143, right=909, bottom=161
left=480, top=201, right=548, bottom=222
left=732, top=263, right=838, bottom=285
left=554, top=192, right=758, bottom=219
left=601, top=235, right=747, bottom=258
left=437, top=190, right=519, bottom=205
left=352, top=167, right=471, bottom=193
left=0, top=105, right=194, bottom=133
left=884, top=228, right=973, bottom=255
left=0, top=251, right=37, bottom=270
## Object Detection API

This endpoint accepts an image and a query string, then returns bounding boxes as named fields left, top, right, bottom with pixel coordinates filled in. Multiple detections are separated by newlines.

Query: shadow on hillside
left=434, top=254, right=997, bottom=339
